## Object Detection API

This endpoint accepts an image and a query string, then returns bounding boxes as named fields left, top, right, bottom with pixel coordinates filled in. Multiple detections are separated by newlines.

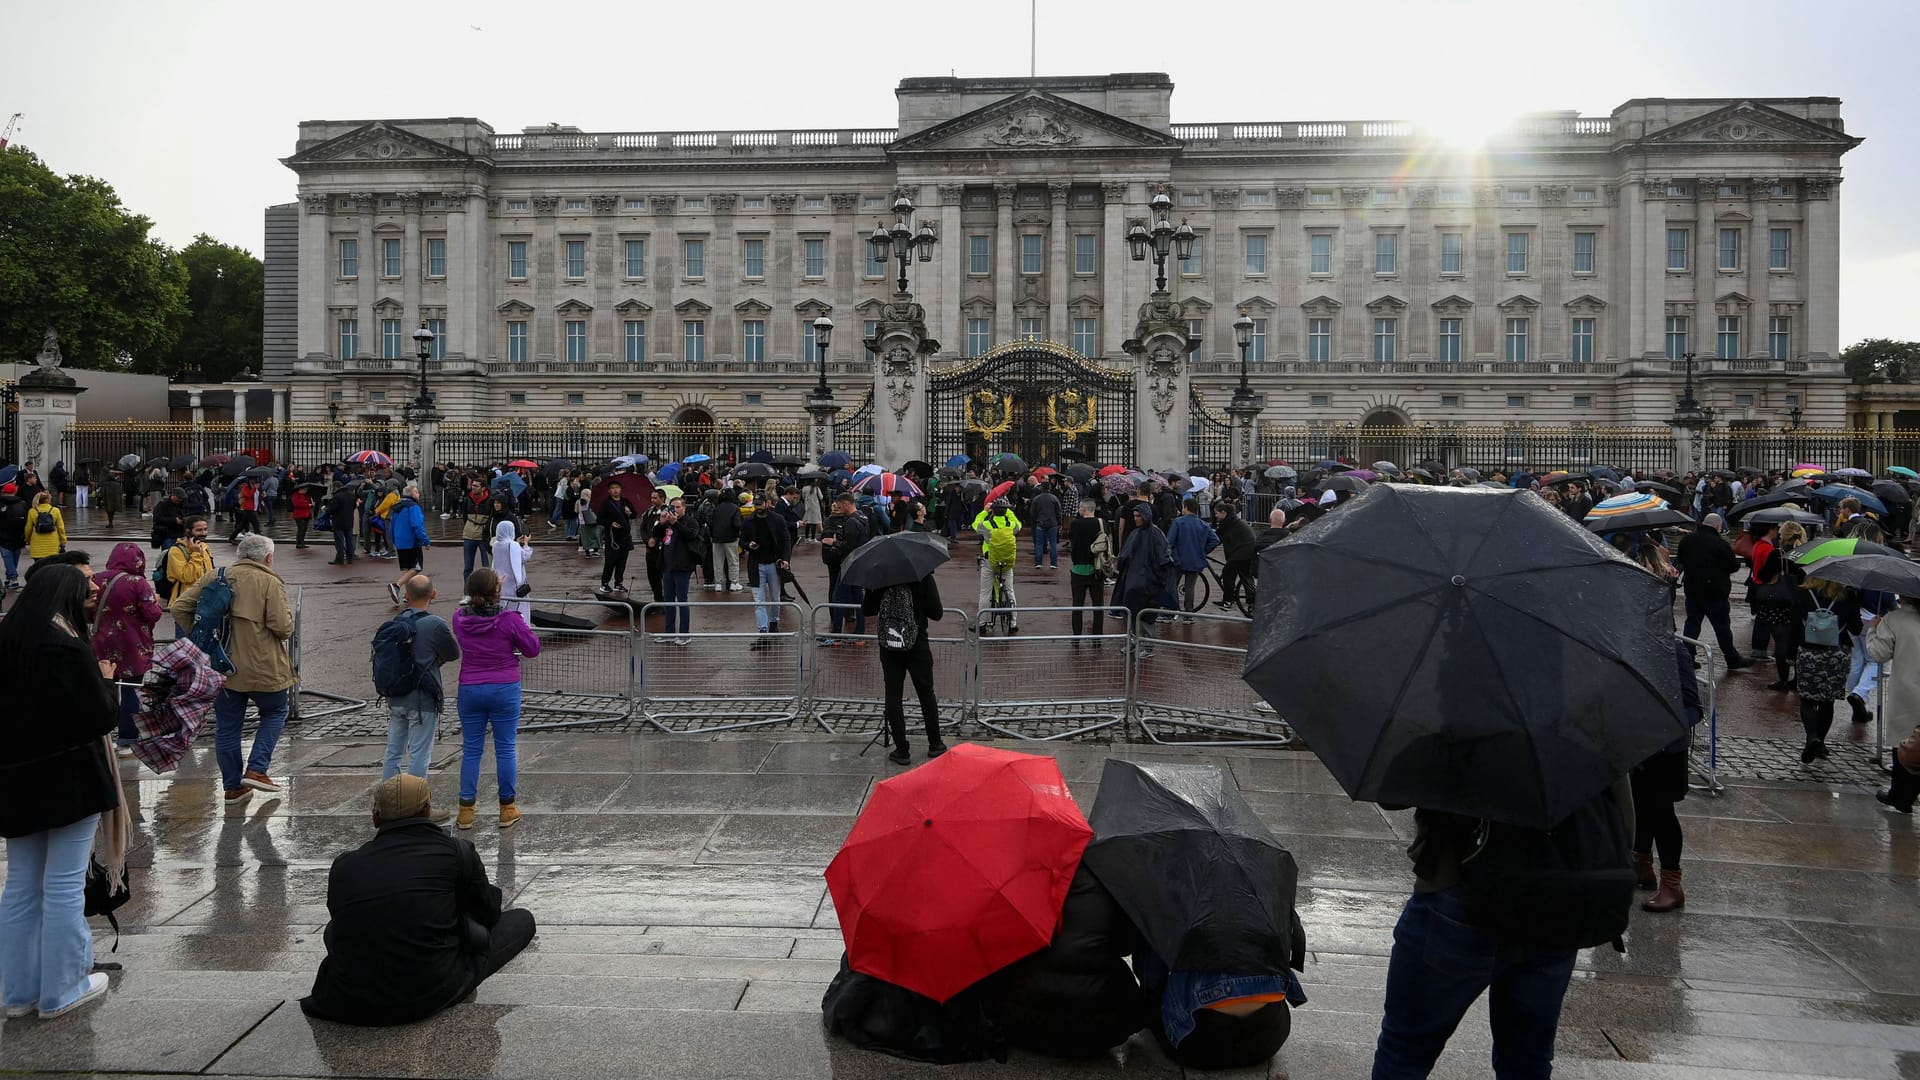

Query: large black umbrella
left=1805, top=554, right=1920, bottom=596
left=540, top=458, right=576, bottom=482
left=1243, top=485, right=1686, bottom=829
left=1318, top=474, right=1369, bottom=495
left=1056, top=447, right=1089, bottom=461
left=1633, top=480, right=1688, bottom=501
left=1587, top=465, right=1623, bottom=482
left=1743, top=505, right=1826, bottom=528
left=838, top=531, right=951, bottom=591
left=988, top=452, right=1026, bottom=474
left=771, top=454, right=810, bottom=467
left=732, top=462, right=778, bottom=481
left=1064, top=463, right=1096, bottom=482
left=898, top=459, right=935, bottom=481
left=169, top=454, right=196, bottom=471
left=1725, top=488, right=1816, bottom=524
left=747, top=449, right=774, bottom=465
left=1872, top=480, right=1913, bottom=507
left=220, top=453, right=257, bottom=478
left=1083, top=759, right=1302, bottom=975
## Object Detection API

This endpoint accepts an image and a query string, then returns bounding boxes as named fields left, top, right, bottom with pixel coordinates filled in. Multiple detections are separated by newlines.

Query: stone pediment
left=497, top=299, right=534, bottom=315
left=1497, top=294, right=1541, bottom=312
left=556, top=299, right=593, bottom=315
left=890, top=90, right=1182, bottom=156
left=1237, top=295, right=1276, bottom=313
left=673, top=299, right=712, bottom=316
left=1431, top=294, right=1474, bottom=314
left=1300, top=295, right=1342, bottom=316
left=1365, top=294, right=1408, bottom=314
left=853, top=297, right=889, bottom=316
left=283, top=122, right=474, bottom=167
left=734, top=298, right=772, bottom=315
left=1564, top=294, right=1608, bottom=314
left=1636, top=101, right=1863, bottom=151
left=613, top=298, right=652, bottom=315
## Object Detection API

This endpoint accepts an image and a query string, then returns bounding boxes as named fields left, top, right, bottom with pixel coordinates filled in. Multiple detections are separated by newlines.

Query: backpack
left=33, top=507, right=56, bottom=534
left=1456, top=786, right=1635, bottom=952
left=1089, top=523, right=1116, bottom=579
left=186, top=569, right=236, bottom=675
left=982, top=514, right=1019, bottom=568
left=370, top=610, right=430, bottom=699
left=878, top=585, right=920, bottom=651
left=151, top=553, right=171, bottom=597
left=1803, top=594, right=1841, bottom=648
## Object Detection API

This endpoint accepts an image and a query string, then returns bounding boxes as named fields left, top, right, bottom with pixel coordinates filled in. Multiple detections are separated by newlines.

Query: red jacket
left=291, top=490, right=312, bottom=519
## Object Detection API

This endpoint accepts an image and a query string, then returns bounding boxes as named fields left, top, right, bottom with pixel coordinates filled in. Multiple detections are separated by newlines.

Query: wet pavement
left=0, top=509, right=1911, bottom=1077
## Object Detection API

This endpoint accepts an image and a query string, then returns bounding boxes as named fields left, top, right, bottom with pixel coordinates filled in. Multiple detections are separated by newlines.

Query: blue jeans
left=1372, top=888, right=1578, bottom=1079
left=0, top=545, right=19, bottom=584
left=1, top=814, right=101, bottom=1013
left=214, top=688, right=291, bottom=792
left=1034, top=525, right=1059, bottom=566
left=458, top=682, right=520, bottom=804
left=332, top=527, right=354, bottom=563
left=753, top=562, right=781, bottom=631
left=662, top=569, right=693, bottom=635
left=383, top=688, right=440, bottom=779
left=462, top=538, right=491, bottom=581
left=831, top=578, right=866, bottom=635
left=1848, top=633, right=1882, bottom=699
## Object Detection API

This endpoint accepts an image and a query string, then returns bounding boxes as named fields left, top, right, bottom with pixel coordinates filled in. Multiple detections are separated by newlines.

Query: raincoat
left=490, top=520, right=533, bottom=618
left=25, top=501, right=65, bottom=558
left=92, top=543, right=166, bottom=680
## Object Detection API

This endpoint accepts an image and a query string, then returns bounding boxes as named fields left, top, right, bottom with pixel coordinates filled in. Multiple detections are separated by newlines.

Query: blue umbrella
left=831, top=469, right=852, bottom=484
left=945, top=454, right=971, bottom=469
left=612, top=453, right=649, bottom=470
left=0, top=465, right=17, bottom=485
left=655, top=461, right=682, bottom=483
left=1807, top=483, right=1889, bottom=516
left=491, top=472, right=527, bottom=496
left=819, top=450, right=853, bottom=469
left=683, top=453, right=713, bottom=464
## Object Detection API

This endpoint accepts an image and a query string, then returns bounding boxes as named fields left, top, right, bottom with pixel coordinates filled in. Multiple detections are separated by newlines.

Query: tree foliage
left=1842, top=338, right=1920, bottom=385
left=0, top=146, right=188, bottom=370
left=138, top=235, right=264, bottom=382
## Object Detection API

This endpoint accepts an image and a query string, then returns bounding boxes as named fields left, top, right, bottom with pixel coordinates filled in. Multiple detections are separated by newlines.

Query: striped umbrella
left=851, top=472, right=924, bottom=499
left=1582, top=491, right=1693, bottom=533
left=347, top=449, right=392, bottom=467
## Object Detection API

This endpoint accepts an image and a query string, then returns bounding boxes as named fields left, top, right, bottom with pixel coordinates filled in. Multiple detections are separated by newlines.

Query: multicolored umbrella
left=348, top=449, right=392, bottom=467
left=1583, top=491, right=1693, bottom=533
left=851, top=472, right=923, bottom=499
left=990, top=452, right=1027, bottom=474
left=1790, top=463, right=1826, bottom=478
left=1790, top=537, right=1904, bottom=565
left=825, top=744, right=1092, bottom=1003
left=131, top=640, right=226, bottom=774
left=1100, top=472, right=1136, bottom=497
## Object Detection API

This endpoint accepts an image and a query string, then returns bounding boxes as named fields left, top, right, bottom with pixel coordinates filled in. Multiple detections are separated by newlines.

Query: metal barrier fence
left=1132, top=608, right=1292, bottom=746
left=806, top=604, right=972, bottom=735
left=638, top=601, right=806, bottom=733
left=513, top=597, right=639, bottom=729
left=289, top=585, right=367, bottom=721
left=1676, top=633, right=1725, bottom=796
left=969, top=606, right=1130, bottom=740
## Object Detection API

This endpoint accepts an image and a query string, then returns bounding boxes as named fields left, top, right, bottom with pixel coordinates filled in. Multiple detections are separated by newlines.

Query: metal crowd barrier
left=1131, top=608, right=1292, bottom=746
left=969, top=605, right=1129, bottom=740
left=638, top=601, right=805, bottom=733
left=1676, top=633, right=1725, bottom=796
left=289, top=585, right=367, bottom=722
left=806, top=603, right=972, bottom=735
left=514, top=597, right=639, bottom=730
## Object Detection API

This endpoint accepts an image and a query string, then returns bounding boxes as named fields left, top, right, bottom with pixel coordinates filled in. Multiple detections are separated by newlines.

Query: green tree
left=0, top=146, right=187, bottom=370
left=1842, top=338, right=1920, bottom=385
left=141, top=235, right=264, bottom=382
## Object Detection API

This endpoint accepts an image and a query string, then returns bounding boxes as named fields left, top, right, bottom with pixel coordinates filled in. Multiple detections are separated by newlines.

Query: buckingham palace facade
left=271, top=72, right=1861, bottom=462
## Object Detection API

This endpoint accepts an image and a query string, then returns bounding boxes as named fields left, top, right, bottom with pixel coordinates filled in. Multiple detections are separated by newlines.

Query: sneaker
left=750, top=636, right=772, bottom=651
left=613, top=584, right=629, bottom=594
left=440, top=513, right=452, bottom=519
left=705, top=584, right=722, bottom=592
left=4, top=1004, right=33, bottom=1019
left=459, top=595, right=471, bottom=607
left=927, top=740, right=950, bottom=758
left=388, top=582, right=403, bottom=605
left=1750, top=651, right=1773, bottom=662
left=674, top=636, right=693, bottom=646
left=1849, top=693, right=1871, bottom=724
left=1213, top=601, right=1234, bottom=611
left=241, top=770, right=280, bottom=793
left=456, top=803, right=476, bottom=830
left=115, top=742, right=135, bottom=758
left=728, top=584, right=744, bottom=592
left=224, top=786, right=252, bottom=803
left=887, top=748, right=912, bottom=766
left=499, top=802, right=520, bottom=829
left=40, top=973, right=109, bottom=1019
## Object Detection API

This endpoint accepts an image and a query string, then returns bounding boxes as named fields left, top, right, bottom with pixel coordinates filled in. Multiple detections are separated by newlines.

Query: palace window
left=1718, top=228, right=1741, bottom=270
left=565, top=240, right=586, bottom=279
left=1439, top=233, right=1462, bottom=275
left=425, top=319, right=445, bottom=360
left=1570, top=318, right=1595, bottom=362
left=803, top=318, right=820, bottom=358
left=565, top=198, right=586, bottom=211
left=1438, top=319, right=1462, bottom=362
left=1375, top=233, right=1398, bottom=275
left=564, top=320, right=587, bottom=362
left=1769, top=316, right=1792, bottom=360
left=338, top=318, right=359, bottom=358
left=508, top=392, right=527, bottom=405
left=426, top=238, right=445, bottom=278
left=624, top=198, right=647, bottom=210
left=1072, top=318, right=1097, bottom=356
left=382, top=238, right=401, bottom=277
left=1018, top=317, right=1044, bottom=342
left=1179, top=235, right=1204, bottom=276
left=683, top=320, right=706, bottom=361
left=1770, top=228, right=1792, bottom=270
left=506, top=241, right=527, bottom=279
left=865, top=320, right=879, bottom=359
left=1309, top=233, right=1333, bottom=275
left=804, top=238, right=826, bottom=278
left=1307, top=318, right=1331, bottom=361
left=625, top=240, right=647, bottom=278
left=1717, top=315, right=1741, bottom=359
left=338, top=239, right=358, bottom=279
left=1504, top=317, right=1529, bottom=362
left=1373, top=318, right=1397, bottom=362
left=507, top=321, right=527, bottom=362
left=1505, top=232, right=1529, bottom=275
left=742, top=319, right=765, bottom=362
left=743, top=238, right=765, bottom=278
left=965, top=319, right=991, bottom=358
left=1244, top=234, right=1267, bottom=276
left=624, top=320, right=646, bottom=362
left=683, top=239, right=704, bottom=278
left=968, top=235, right=990, bottom=275
left=1248, top=318, right=1267, bottom=361
left=1075, top=234, right=1097, bottom=275
left=1573, top=232, right=1596, bottom=274
left=1665, top=316, right=1689, bottom=360
left=381, top=318, right=403, bottom=359
left=866, top=234, right=886, bottom=277
left=1667, top=228, right=1689, bottom=271
left=566, top=392, right=585, bottom=405
left=1021, top=234, right=1043, bottom=275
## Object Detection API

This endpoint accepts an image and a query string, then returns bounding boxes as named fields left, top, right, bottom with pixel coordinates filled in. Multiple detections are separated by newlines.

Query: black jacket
left=300, top=818, right=505, bottom=1026
left=0, top=628, right=120, bottom=838
left=1067, top=516, right=1106, bottom=568
left=600, top=497, right=637, bottom=552
left=0, top=494, right=27, bottom=549
left=743, top=509, right=792, bottom=569
left=822, top=510, right=870, bottom=567
left=1215, top=513, right=1257, bottom=563
left=1675, top=527, right=1738, bottom=599
left=861, top=573, right=944, bottom=635
left=664, top=511, right=703, bottom=573
left=985, top=864, right=1145, bottom=1057
left=708, top=500, right=743, bottom=543
left=150, top=498, right=187, bottom=546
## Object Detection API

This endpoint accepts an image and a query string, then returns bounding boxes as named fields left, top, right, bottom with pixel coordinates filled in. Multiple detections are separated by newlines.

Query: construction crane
left=0, top=114, right=20, bottom=151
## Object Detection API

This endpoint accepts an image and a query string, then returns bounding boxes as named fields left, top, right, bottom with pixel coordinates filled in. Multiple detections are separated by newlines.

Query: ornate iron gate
left=833, top=389, right=876, bottom=463
left=0, top=382, right=16, bottom=466
left=1187, top=390, right=1233, bottom=471
left=927, top=342, right=1134, bottom=468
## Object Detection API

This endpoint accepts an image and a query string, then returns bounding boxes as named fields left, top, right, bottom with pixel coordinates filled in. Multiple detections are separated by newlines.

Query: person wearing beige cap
left=299, top=775, right=537, bottom=1026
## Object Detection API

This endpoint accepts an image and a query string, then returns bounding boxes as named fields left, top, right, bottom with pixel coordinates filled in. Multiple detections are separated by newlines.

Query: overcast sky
left=9, top=0, right=1914, bottom=345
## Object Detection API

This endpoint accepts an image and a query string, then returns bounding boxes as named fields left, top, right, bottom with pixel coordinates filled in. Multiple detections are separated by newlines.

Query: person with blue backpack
left=170, top=533, right=296, bottom=803
left=372, top=574, right=461, bottom=788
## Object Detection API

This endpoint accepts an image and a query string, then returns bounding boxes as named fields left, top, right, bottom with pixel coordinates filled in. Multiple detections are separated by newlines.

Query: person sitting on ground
left=984, top=863, right=1145, bottom=1058
left=299, top=775, right=536, bottom=1026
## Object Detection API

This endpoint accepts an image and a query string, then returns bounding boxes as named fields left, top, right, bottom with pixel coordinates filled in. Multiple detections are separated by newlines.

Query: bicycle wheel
left=1191, top=570, right=1211, bottom=612
left=1235, top=578, right=1256, bottom=618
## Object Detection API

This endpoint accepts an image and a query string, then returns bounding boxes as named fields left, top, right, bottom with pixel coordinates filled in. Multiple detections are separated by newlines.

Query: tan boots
left=1643, top=868, right=1684, bottom=912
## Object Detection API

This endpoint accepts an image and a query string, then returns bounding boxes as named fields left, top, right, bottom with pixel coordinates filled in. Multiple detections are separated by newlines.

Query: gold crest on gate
left=1046, top=389, right=1096, bottom=437
left=965, top=389, right=1014, bottom=436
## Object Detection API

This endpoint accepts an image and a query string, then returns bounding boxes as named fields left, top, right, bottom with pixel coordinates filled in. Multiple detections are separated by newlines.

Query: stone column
left=299, top=194, right=330, bottom=359
left=869, top=296, right=938, bottom=467
left=273, top=389, right=290, bottom=465
left=1047, top=183, right=1070, bottom=343
left=233, top=389, right=248, bottom=439
left=354, top=193, right=376, bottom=355
left=188, top=390, right=206, bottom=458
left=805, top=395, right=840, bottom=462
left=402, top=193, right=423, bottom=330
left=1225, top=394, right=1264, bottom=471
left=15, top=353, right=85, bottom=476
left=936, top=185, right=964, bottom=352
left=1101, top=182, right=1130, bottom=360
left=993, top=184, right=1016, bottom=342
left=1671, top=414, right=1709, bottom=475
left=1125, top=293, right=1194, bottom=471
left=409, top=410, right=440, bottom=476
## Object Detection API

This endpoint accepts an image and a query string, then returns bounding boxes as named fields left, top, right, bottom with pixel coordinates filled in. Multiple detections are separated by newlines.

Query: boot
left=498, top=800, right=520, bottom=830
left=456, top=801, right=476, bottom=830
left=1643, top=868, right=1684, bottom=912
left=1878, top=756, right=1920, bottom=815
left=1633, top=851, right=1657, bottom=891
left=1766, top=657, right=1794, bottom=692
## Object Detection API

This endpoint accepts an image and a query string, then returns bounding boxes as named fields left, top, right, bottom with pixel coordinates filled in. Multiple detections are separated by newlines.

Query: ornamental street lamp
left=1231, top=310, right=1256, bottom=406
left=1125, top=191, right=1196, bottom=294
left=1676, top=352, right=1701, bottom=414
left=811, top=315, right=834, bottom=400
left=408, top=323, right=437, bottom=416
left=868, top=196, right=939, bottom=296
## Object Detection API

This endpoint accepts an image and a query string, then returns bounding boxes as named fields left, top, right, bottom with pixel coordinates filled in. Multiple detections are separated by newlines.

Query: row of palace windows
left=335, top=226, right=1798, bottom=285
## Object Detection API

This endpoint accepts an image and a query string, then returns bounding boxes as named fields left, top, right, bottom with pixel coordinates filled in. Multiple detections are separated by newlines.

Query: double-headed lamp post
left=1231, top=311, right=1256, bottom=406
left=868, top=196, right=939, bottom=295
left=811, top=315, right=834, bottom=401
left=1125, top=192, right=1196, bottom=294
left=408, top=323, right=437, bottom=416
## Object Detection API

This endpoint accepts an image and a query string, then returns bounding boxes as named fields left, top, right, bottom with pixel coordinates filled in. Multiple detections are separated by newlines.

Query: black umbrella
left=732, top=462, right=778, bottom=481
left=1872, top=480, right=1913, bottom=506
left=838, top=531, right=951, bottom=591
left=220, top=454, right=257, bottom=478
left=242, top=466, right=274, bottom=480
left=1735, top=465, right=1764, bottom=475
left=989, top=452, right=1027, bottom=474
left=1318, top=474, right=1369, bottom=494
left=169, top=454, right=196, bottom=471
left=958, top=478, right=989, bottom=495
left=1083, top=759, right=1301, bottom=975
left=1725, top=489, right=1816, bottom=524
left=747, top=450, right=774, bottom=465
left=1743, top=505, right=1827, bottom=528
left=1064, top=463, right=1096, bottom=481
left=1408, top=467, right=1435, bottom=482
left=1056, top=447, right=1089, bottom=461
left=1706, top=469, right=1739, bottom=481
left=540, top=458, right=576, bottom=482
left=1264, top=465, right=1297, bottom=481
left=1634, top=480, right=1688, bottom=501
left=1587, top=465, right=1623, bottom=482
left=76, top=457, right=102, bottom=467
left=1243, top=485, right=1687, bottom=829
left=771, top=454, right=810, bottom=467
left=1804, top=554, right=1920, bottom=596
left=899, top=459, right=935, bottom=480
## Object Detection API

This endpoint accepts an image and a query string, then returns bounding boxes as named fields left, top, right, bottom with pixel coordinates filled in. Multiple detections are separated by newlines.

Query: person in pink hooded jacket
left=450, top=567, right=541, bottom=831
left=90, top=542, right=166, bottom=752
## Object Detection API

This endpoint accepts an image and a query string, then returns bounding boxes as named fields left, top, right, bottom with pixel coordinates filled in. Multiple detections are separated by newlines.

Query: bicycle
left=975, top=557, right=1018, bottom=636
left=1183, top=552, right=1257, bottom=618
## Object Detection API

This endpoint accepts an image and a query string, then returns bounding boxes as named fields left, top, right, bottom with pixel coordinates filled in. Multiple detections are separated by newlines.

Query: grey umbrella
left=1805, top=554, right=1920, bottom=596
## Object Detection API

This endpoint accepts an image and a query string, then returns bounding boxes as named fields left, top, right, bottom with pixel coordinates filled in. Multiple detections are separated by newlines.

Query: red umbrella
left=825, top=744, right=1091, bottom=1003
left=985, top=480, right=1015, bottom=505
left=507, top=458, right=539, bottom=470
left=1031, top=466, right=1057, bottom=479
left=591, top=471, right=654, bottom=513
left=1097, top=464, right=1129, bottom=477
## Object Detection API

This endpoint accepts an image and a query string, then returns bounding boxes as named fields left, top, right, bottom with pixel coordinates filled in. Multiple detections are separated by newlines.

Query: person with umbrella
left=1753, top=521, right=1809, bottom=691
left=843, top=532, right=950, bottom=764
left=290, top=481, right=316, bottom=550
left=1675, top=514, right=1753, bottom=670
left=94, top=469, right=124, bottom=530
left=1115, top=502, right=1173, bottom=657
left=597, top=480, right=638, bottom=594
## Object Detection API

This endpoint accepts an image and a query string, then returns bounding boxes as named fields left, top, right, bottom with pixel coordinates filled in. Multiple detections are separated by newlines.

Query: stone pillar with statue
left=1124, top=292, right=1197, bottom=472
left=868, top=296, right=939, bottom=469
left=15, top=330, right=86, bottom=474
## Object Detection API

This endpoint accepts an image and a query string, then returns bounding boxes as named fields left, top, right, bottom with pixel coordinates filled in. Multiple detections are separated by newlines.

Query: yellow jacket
left=376, top=492, right=400, bottom=521
left=164, top=541, right=216, bottom=603
left=25, top=505, right=64, bottom=558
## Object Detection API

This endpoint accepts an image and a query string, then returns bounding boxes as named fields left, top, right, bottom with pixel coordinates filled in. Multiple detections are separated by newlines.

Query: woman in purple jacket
left=451, top=568, right=542, bottom=831
left=91, top=543, right=166, bottom=752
